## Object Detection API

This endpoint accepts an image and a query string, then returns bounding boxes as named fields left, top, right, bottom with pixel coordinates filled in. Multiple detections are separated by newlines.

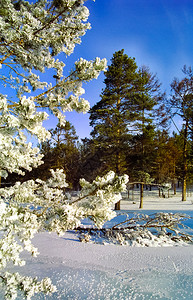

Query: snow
left=17, top=232, right=193, bottom=299
left=2, top=187, right=193, bottom=299
left=121, top=187, right=193, bottom=211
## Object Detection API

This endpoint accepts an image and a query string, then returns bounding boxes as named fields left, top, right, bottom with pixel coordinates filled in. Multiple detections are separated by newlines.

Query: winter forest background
left=1, top=0, right=193, bottom=299
left=4, top=49, right=193, bottom=205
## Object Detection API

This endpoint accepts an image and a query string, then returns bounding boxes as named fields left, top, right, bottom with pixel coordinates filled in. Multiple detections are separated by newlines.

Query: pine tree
left=89, top=50, right=166, bottom=209
left=48, top=122, right=80, bottom=188
left=89, top=51, right=166, bottom=204
left=90, top=50, right=138, bottom=176
left=79, top=137, right=104, bottom=181
left=127, top=124, right=157, bottom=181
left=151, top=131, right=182, bottom=187
left=169, top=66, right=193, bottom=201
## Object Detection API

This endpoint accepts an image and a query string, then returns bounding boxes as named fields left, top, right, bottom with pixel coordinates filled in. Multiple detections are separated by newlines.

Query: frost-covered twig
left=0, top=169, right=128, bottom=299
left=77, top=213, right=193, bottom=247
left=0, top=0, right=126, bottom=298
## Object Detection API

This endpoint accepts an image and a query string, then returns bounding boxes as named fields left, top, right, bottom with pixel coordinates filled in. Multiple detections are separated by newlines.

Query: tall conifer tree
left=90, top=50, right=165, bottom=177
left=89, top=50, right=165, bottom=209
left=90, top=50, right=139, bottom=176
left=169, top=66, right=193, bottom=201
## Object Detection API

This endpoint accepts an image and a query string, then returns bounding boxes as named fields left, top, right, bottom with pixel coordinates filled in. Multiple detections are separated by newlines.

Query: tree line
left=4, top=49, right=193, bottom=203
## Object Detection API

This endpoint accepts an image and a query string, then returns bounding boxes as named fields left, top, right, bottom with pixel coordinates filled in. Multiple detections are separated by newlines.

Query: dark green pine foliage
left=127, top=124, right=157, bottom=181
left=89, top=50, right=165, bottom=179
left=45, top=121, right=80, bottom=188
left=90, top=50, right=140, bottom=175
left=79, top=138, right=104, bottom=182
left=127, top=66, right=166, bottom=179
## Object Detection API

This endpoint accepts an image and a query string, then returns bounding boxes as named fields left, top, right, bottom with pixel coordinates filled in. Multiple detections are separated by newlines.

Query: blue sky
left=45, top=0, right=193, bottom=138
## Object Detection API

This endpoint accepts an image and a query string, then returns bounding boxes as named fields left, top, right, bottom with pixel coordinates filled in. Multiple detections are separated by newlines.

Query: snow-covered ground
left=121, top=186, right=193, bottom=211
left=2, top=188, right=193, bottom=299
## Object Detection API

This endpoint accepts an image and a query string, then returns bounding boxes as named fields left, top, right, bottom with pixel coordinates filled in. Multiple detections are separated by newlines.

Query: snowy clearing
left=1, top=189, right=193, bottom=299
left=120, top=186, right=193, bottom=211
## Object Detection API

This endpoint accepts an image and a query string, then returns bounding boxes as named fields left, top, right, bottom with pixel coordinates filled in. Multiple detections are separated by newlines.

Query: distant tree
left=169, top=66, right=193, bottom=200
left=50, top=121, right=78, bottom=149
left=127, top=124, right=157, bottom=181
left=166, top=133, right=184, bottom=193
left=40, top=121, right=80, bottom=188
left=152, top=131, right=183, bottom=189
left=79, top=138, right=105, bottom=181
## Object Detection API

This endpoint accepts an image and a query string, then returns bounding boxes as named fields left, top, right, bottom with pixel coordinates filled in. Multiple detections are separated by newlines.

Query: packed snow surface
left=15, top=230, right=193, bottom=299
left=2, top=188, right=193, bottom=299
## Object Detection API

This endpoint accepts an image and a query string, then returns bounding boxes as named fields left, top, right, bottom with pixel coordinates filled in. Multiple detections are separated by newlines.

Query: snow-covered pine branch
left=0, top=1, right=128, bottom=299
left=77, top=212, right=193, bottom=247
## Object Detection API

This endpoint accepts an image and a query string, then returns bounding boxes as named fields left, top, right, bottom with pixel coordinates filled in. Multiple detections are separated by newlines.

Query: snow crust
left=9, top=230, right=193, bottom=299
left=2, top=189, right=193, bottom=299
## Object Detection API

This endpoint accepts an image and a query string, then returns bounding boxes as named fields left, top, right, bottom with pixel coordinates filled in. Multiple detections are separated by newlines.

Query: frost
left=0, top=0, right=111, bottom=298
left=77, top=212, right=193, bottom=247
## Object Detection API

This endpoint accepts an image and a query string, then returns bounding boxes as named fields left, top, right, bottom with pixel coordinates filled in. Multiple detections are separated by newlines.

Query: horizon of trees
left=4, top=50, right=193, bottom=202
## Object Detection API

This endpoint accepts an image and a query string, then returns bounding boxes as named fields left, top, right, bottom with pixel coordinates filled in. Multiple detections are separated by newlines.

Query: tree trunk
left=139, top=183, right=144, bottom=208
left=182, top=179, right=187, bottom=201
left=114, top=151, right=121, bottom=209
left=182, top=121, right=188, bottom=201
left=132, top=187, right=134, bottom=201
left=173, top=162, right=176, bottom=195
left=115, top=201, right=121, bottom=210
left=114, top=155, right=121, bottom=209
left=114, top=97, right=121, bottom=210
left=127, top=184, right=131, bottom=199
left=173, top=183, right=176, bottom=195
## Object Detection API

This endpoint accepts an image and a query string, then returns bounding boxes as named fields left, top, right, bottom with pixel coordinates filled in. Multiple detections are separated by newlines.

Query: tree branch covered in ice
left=0, top=0, right=129, bottom=299
left=0, top=169, right=128, bottom=299
left=77, top=212, right=193, bottom=247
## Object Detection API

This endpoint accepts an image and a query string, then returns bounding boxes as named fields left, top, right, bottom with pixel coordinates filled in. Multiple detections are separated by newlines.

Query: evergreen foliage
left=89, top=50, right=166, bottom=179
left=44, top=122, right=80, bottom=188
left=90, top=50, right=138, bottom=175
left=0, top=1, right=128, bottom=298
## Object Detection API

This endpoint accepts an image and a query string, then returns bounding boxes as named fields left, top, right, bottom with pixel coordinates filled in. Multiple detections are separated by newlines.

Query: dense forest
left=4, top=50, right=193, bottom=202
